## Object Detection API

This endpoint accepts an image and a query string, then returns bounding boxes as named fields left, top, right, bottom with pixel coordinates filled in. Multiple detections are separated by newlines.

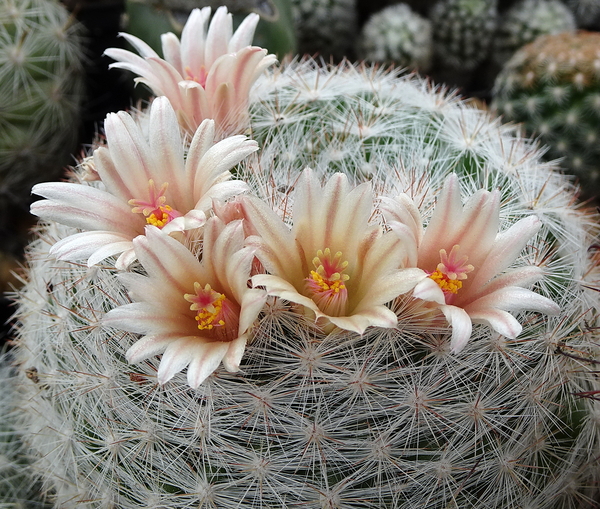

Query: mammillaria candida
left=3, top=13, right=600, bottom=509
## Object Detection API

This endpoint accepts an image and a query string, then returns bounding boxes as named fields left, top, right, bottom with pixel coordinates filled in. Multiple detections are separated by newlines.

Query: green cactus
left=357, top=3, right=432, bottom=72
left=492, top=31, right=600, bottom=200
left=429, top=0, right=499, bottom=71
left=0, top=0, right=85, bottom=286
left=493, top=0, right=576, bottom=66
left=5, top=57, right=600, bottom=508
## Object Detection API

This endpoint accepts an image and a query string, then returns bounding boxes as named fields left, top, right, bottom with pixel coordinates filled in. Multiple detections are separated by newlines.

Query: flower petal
left=222, top=334, right=248, bottom=372
left=126, top=334, right=179, bottom=363
left=184, top=340, right=231, bottom=388
left=327, top=305, right=398, bottom=334
left=48, top=231, right=133, bottom=265
left=439, top=304, right=473, bottom=353
left=412, top=276, right=447, bottom=305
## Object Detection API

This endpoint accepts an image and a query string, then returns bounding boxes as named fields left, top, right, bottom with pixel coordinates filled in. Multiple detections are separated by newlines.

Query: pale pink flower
left=103, top=220, right=267, bottom=388
left=240, top=169, right=425, bottom=335
left=31, top=97, right=258, bottom=270
left=381, top=174, right=560, bottom=353
left=104, top=6, right=277, bottom=138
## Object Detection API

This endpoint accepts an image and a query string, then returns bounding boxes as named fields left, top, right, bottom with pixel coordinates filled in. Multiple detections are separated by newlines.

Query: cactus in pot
left=4, top=6, right=600, bottom=509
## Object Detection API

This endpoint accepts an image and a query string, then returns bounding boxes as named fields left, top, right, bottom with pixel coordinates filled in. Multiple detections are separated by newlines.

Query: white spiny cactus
left=4, top=54, right=600, bottom=508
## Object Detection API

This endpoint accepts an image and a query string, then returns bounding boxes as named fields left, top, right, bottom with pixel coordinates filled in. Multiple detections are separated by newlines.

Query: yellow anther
left=184, top=284, right=228, bottom=331
left=429, top=270, right=463, bottom=295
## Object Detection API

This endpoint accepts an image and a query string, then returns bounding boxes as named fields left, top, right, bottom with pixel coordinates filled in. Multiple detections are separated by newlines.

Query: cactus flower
left=241, top=169, right=425, bottom=334
left=103, top=220, right=267, bottom=388
left=104, top=6, right=277, bottom=138
left=382, top=174, right=560, bottom=353
left=30, top=97, right=257, bottom=270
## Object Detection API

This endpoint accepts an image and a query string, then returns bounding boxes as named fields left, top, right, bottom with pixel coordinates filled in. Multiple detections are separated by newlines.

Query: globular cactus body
left=357, top=4, right=432, bottom=71
left=493, top=0, right=576, bottom=65
left=0, top=0, right=85, bottom=291
left=429, top=0, right=498, bottom=71
left=6, top=58, right=600, bottom=508
left=0, top=0, right=84, bottom=198
left=492, top=31, right=600, bottom=200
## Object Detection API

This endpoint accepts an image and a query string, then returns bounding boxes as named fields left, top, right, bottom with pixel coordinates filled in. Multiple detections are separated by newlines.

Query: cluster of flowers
left=30, top=7, right=559, bottom=388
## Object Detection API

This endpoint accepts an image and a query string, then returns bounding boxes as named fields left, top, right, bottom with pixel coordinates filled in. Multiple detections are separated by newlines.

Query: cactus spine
left=5, top=57, right=600, bottom=508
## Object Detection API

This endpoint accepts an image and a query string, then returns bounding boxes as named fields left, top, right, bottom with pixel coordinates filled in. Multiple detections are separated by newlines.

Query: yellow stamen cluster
left=146, top=205, right=174, bottom=228
left=194, top=292, right=226, bottom=330
left=184, top=283, right=228, bottom=331
left=310, top=270, right=346, bottom=293
left=429, top=270, right=463, bottom=294
left=310, top=248, right=350, bottom=293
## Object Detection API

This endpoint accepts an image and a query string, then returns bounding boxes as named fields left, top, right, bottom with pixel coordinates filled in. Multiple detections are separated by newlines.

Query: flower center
left=184, top=282, right=239, bottom=341
left=129, top=180, right=182, bottom=228
left=184, top=65, right=208, bottom=87
left=305, top=248, right=349, bottom=316
left=428, top=245, right=474, bottom=299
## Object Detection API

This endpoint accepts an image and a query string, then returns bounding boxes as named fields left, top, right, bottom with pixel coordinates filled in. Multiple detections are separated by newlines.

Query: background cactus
left=5, top=58, right=600, bottom=508
left=0, top=0, right=85, bottom=316
left=493, top=0, right=576, bottom=66
left=492, top=30, right=600, bottom=201
left=357, top=3, right=432, bottom=72
left=429, top=0, right=498, bottom=71
left=290, top=0, right=357, bottom=61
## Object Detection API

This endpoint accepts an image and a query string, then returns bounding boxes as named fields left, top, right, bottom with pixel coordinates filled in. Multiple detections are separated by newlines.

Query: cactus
left=429, top=0, right=499, bottom=71
left=4, top=52, right=600, bottom=508
left=0, top=0, right=85, bottom=292
left=493, top=0, right=576, bottom=65
left=492, top=30, right=600, bottom=200
left=0, top=354, right=50, bottom=508
left=290, top=0, right=358, bottom=61
left=357, top=3, right=432, bottom=72
left=566, top=0, right=600, bottom=26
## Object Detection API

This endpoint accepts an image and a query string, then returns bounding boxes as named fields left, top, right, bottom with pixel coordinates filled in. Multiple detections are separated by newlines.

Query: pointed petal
left=355, top=268, right=427, bottom=312
left=439, top=305, right=473, bottom=353
left=31, top=183, right=141, bottom=235
left=103, top=302, right=177, bottom=334
left=413, top=277, right=447, bottom=305
left=148, top=97, right=187, bottom=208
left=470, top=216, right=541, bottom=290
left=205, top=6, right=233, bottom=68
left=126, top=334, right=179, bottom=363
left=467, top=286, right=560, bottom=315
left=252, top=274, right=321, bottom=316
left=133, top=227, right=204, bottom=295
left=238, top=288, right=267, bottom=336
left=229, top=13, right=259, bottom=50
left=49, top=231, right=133, bottom=265
left=468, top=308, right=523, bottom=340
left=241, top=196, right=304, bottom=283
left=222, top=334, right=248, bottom=372
left=327, top=305, right=398, bottom=334
left=181, top=7, right=211, bottom=72
left=161, top=32, right=182, bottom=72
left=418, top=174, right=463, bottom=261
left=185, top=341, right=230, bottom=388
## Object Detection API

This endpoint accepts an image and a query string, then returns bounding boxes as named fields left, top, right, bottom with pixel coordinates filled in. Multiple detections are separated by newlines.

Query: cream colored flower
left=104, top=6, right=277, bottom=138
left=240, top=169, right=424, bottom=334
left=103, top=220, right=267, bottom=388
left=382, top=174, right=560, bottom=353
left=31, top=97, right=257, bottom=269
